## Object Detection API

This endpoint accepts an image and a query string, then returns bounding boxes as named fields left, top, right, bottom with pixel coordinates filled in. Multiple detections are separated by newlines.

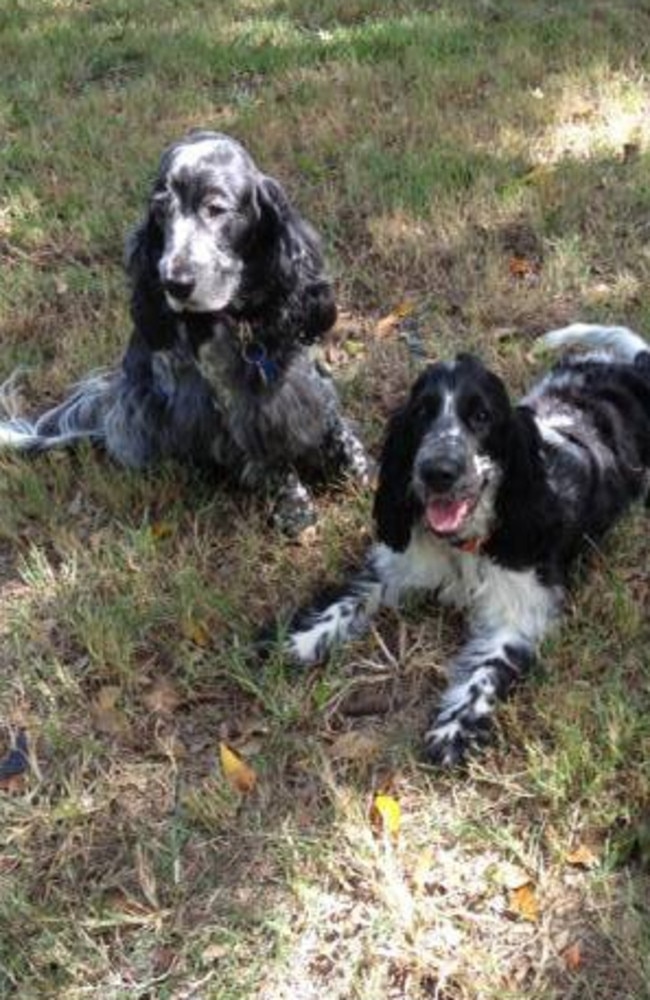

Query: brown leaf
left=142, top=677, right=182, bottom=715
left=0, top=773, right=27, bottom=795
left=563, top=940, right=584, bottom=971
left=327, top=730, right=382, bottom=763
left=219, top=742, right=257, bottom=794
left=104, top=888, right=157, bottom=920
left=509, top=882, right=539, bottom=922
left=295, top=524, right=318, bottom=548
left=150, top=521, right=174, bottom=541
left=374, top=300, right=415, bottom=339
left=201, top=942, right=229, bottom=965
left=508, top=255, right=539, bottom=279
left=91, top=686, right=129, bottom=736
left=565, top=843, right=599, bottom=869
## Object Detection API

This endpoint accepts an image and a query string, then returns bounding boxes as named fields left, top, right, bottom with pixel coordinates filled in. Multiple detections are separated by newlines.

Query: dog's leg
left=423, top=633, right=536, bottom=766
left=271, top=471, right=317, bottom=536
left=280, top=541, right=438, bottom=664
left=423, top=569, right=562, bottom=766
left=326, top=416, right=372, bottom=487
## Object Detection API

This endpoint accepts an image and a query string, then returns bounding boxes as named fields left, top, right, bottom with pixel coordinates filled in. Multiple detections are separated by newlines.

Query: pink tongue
left=425, top=498, right=471, bottom=534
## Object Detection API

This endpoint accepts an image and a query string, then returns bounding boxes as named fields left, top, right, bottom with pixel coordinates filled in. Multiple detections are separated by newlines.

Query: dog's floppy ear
left=373, top=401, right=421, bottom=552
left=124, top=208, right=177, bottom=351
left=255, top=175, right=337, bottom=341
left=489, top=404, right=557, bottom=565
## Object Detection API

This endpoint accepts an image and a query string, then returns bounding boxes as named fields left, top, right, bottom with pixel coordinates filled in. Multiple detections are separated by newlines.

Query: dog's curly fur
left=0, top=131, right=369, bottom=532
left=279, top=324, right=650, bottom=764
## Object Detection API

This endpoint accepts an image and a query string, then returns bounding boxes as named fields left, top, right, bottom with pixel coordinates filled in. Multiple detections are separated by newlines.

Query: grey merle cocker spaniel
left=277, top=324, right=650, bottom=764
left=0, top=131, right=369, bottom=533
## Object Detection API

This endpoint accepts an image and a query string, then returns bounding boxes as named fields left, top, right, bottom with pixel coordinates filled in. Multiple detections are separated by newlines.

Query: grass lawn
left=1, top=1, right=650, bottom=996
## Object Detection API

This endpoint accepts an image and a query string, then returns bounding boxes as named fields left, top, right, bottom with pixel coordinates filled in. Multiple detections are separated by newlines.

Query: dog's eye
left=471, top=407, right=490, bottom=427
left=204, top=202, right=227, bottom=219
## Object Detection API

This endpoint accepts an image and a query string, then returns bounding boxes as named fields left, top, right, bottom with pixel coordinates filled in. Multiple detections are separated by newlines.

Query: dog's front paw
left=344, top=432, right=373, bottom=489
left=423, top=713, right=492, bottom=767
left=271, top=475, right=317, bottom=537
left=423, top=667, right=499, bottom=766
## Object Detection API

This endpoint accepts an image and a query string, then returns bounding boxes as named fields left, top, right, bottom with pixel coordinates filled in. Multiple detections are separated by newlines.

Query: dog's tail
left=540, top=322, right=649, bottom=363
left=0, top=369, right=118, bottom=453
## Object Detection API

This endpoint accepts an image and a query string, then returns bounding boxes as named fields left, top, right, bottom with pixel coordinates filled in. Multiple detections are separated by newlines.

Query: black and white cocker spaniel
left=279, top=324, right=650, bottom=764
left=0, top=131, right=369, bottom=533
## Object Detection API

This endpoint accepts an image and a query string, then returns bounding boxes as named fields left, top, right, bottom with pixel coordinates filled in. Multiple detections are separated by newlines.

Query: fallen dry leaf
left=295, top=524, right=318, bottom=548
left=508, top=882, right=539, bottom=923
left=201, top=942, right=229, bottom=965
left=562, top=940, right=584, bottom=971
left=142, top=677, right=183, bottom=715
left=372, top=793, right=401, bottom=839
left=327, top=730, right=382, bottom=763
left=219, top=742, right=257, bottom=794
left=0, top=773, right=27, bottom=795
left=490, top=860, right=531, bottom=891
left=181, top=618, right=211, bottom=647
left=374, top=300, right=415, bottom=339
left=150, top=521, right=174, bottom=541
left=91, top=686, right=129, bottom=737
left=565, top=843, right=599, bottom=869
left=508, top=255, right=539, bottom=279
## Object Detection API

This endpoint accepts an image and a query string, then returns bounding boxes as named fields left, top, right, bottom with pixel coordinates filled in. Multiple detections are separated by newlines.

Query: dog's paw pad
left=423, top=713, right=492, bottom=767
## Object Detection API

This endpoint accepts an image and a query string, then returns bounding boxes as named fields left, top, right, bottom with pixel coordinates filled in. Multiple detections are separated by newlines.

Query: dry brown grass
left=2, top=1, right=650, bottom=997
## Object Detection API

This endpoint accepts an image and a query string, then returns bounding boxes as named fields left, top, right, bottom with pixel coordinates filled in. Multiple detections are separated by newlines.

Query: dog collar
left=453, top=535, right=486, bottom=555
left=242, top=341, right=280, bottom=386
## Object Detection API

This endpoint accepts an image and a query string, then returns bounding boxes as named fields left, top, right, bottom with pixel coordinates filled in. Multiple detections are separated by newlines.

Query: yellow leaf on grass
left=565, top=843, right=599, bottom=869
left=372, top=793, right=401, bottom=837
left=181, top=619, right=211, bottom=647
left=150, top=521, right=174, bottom=540
left=509, top=882, right=539, bottom=923
left=219, top=742, right=257, bottom=794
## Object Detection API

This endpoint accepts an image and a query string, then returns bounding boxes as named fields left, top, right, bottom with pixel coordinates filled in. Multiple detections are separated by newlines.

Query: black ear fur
left=488, top=405, right=560, bottom=569
left=373, top=402, right=421, bottom=552
left=124, top=211, right=177, bottom=351
left=255, top=175, right=337, bottom=341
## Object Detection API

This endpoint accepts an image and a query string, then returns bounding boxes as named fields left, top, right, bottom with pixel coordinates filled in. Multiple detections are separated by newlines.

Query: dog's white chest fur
left=376, top=529, right=561, bottom=641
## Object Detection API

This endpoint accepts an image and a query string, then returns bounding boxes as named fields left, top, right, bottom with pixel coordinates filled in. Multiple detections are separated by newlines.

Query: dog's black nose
left=418, top=456, right=465, bottom=494
left=164, top=278, right=195, bottom=301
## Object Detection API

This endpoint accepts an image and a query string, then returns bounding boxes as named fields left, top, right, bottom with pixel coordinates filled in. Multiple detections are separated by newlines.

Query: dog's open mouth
left=424, top=495, right=477, bottom=536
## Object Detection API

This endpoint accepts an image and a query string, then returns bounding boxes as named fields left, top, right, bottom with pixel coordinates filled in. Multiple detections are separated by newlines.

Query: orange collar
left=455, top=535, right=486, bottom=555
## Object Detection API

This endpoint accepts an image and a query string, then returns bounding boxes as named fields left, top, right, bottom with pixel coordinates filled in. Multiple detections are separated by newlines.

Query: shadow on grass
left=1, top=0, right=650, bottom=996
